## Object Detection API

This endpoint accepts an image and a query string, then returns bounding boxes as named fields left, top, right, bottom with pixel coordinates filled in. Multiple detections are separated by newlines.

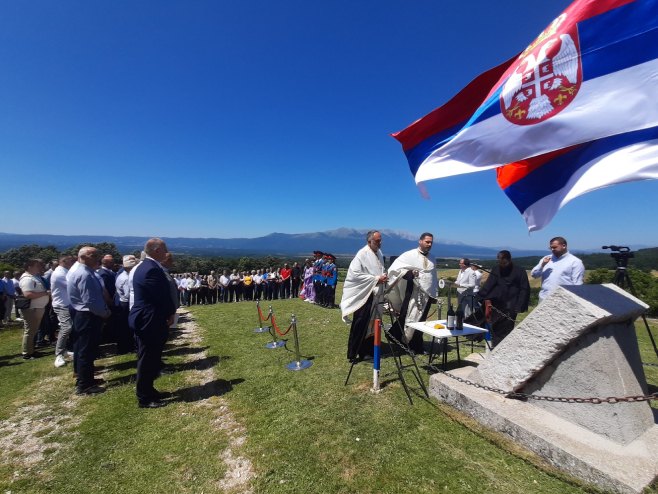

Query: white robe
left=340, top=245, right=385, bottom=322
left=386, top=249, right=438, bottom=343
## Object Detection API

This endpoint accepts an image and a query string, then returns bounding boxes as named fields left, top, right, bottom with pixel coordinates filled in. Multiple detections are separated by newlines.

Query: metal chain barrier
left=380, top=312, right=657, bottom=404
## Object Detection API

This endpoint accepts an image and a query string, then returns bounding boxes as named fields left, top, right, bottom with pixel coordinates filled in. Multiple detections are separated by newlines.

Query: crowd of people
left=171, top=263, right=305, bottom=306
left=169, top=252, right=340, bottom=309
left=339, top=232, right=584, bottom=361
left=0, top=240, right=180, bottom=408
left=0, top=243, right=343, bottom=405
left=1, top=233, right=586, bottom=402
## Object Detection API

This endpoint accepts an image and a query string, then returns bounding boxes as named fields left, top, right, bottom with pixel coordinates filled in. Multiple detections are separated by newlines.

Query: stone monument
left=429, top=284, right=658, bottom=493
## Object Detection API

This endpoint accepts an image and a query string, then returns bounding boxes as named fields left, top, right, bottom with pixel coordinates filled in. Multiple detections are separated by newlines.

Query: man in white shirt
left=20, top=259, right=50, bottom=359
left=116, top=255, right=139, bottom=354
left=455, top=258, right=477, bottom=317
left=51, top=255, right=75, bottom=367
left=531, top=236, right=585, bottom=301
left=219, top=270, right=230, bottom=303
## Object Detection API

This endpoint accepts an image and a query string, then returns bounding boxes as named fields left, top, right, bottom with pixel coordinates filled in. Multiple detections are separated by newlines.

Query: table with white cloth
left=406, top=319, right=489, bottom=369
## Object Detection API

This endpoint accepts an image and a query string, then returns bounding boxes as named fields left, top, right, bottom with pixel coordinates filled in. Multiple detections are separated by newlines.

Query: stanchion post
left=371, top=318, right=381, bottom=393
left=265, top=306, right=286, bottom=349
left=286, top=314, right=313, bottom=371
left=253, top=300, right=269, bottom=333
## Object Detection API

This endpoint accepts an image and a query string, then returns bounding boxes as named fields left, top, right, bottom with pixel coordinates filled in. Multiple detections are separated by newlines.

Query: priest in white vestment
left=386, top=233, right=438, bottom=353
left=340, top=230, right=388, bottom=361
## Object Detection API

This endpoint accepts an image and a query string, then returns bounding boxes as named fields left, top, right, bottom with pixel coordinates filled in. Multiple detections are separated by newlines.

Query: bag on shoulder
left=15, top=296, right=31, bottom=310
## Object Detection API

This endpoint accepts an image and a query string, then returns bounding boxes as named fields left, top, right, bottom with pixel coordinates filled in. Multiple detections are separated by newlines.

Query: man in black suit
left=129, top=238, right=176, bottom=408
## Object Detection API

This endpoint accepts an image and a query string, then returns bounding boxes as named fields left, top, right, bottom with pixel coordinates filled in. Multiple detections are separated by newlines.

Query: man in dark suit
left=129, top=238, right=176, bottom=409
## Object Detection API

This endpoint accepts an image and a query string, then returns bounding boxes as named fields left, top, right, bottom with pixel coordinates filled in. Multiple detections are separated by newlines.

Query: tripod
left=607, top=247, right=658, bottom=360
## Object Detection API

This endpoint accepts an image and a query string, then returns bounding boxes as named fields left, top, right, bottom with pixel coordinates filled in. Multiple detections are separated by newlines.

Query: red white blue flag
left=497, top=126, right=658, bottom=231
left=392, top=0, right=658, bottom=182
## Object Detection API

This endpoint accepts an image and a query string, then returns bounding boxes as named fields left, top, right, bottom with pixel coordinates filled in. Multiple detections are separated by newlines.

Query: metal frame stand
left=612, top=264, right=658, bottom=359
left=381, top=307, right=429, bottom=404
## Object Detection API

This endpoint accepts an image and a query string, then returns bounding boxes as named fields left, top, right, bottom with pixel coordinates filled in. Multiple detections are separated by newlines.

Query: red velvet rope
left=271, top=314, right=292, bottom=336
left=257, top=304, right=271, bottom=322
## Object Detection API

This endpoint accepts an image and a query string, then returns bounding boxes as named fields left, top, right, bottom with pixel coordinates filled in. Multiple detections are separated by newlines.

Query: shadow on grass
left=169, top=355, right=221, bottom=373
left=106, top=373, right=137, bottom=387
left=172, top=377, right=245, bottom=402
left=0, top=352, right=23, bottom=362
left=163, top=345, right=210, bottom=357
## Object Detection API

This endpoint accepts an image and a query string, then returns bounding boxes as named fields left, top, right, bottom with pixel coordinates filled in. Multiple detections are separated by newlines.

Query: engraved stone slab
left=472, top=284, right=648, bottom=391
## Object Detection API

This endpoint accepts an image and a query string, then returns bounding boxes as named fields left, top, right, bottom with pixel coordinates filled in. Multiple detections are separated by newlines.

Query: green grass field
left=0, top=288, right=656, bottom=493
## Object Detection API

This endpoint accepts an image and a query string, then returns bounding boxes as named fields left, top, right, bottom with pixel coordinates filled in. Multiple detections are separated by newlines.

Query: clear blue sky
left=2, top=1, right=656, bottom=251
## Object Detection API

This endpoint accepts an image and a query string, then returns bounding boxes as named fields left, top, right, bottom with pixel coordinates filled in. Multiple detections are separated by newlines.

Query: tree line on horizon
left=2, top=243, right=657, bottom=315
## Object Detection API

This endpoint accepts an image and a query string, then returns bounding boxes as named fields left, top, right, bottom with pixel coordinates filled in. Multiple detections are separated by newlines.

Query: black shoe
left=22, top=354, right=36, bottom=360
left=76, top=385, right=106, bottom=395
left=138, top=400, right=166, bottom=409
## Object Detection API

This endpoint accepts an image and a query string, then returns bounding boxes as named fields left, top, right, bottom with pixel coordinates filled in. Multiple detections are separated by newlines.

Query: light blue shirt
left=531, top=251, right=585, bottom=301
left=67, top=264, right=110, bottom=318
left=2, top=277, right=16, bottom=297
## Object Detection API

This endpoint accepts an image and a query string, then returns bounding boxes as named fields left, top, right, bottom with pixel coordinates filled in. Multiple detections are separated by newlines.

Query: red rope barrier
left=271, top=314, right=292, bottom=336
left=257, top=304, right=271, bottom=322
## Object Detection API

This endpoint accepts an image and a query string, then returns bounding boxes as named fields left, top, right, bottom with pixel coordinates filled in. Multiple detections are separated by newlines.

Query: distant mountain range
left=0, top=229, right=548, bottom=259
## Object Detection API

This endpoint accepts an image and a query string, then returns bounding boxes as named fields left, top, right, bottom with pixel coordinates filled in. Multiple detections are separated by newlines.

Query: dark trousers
left=73, top=311, right=103, bottom=390
left=490, top=308, right=517, bottom=348
left=281, top=280, right=291, bottom=299
left=347, top=294, right=375, bottom=361
left=135, top=328, right=168, bottom=404
left=221, top=286, right=229, bottom=303
left=326, top=284, right=336, bottom=308
left=198, top=287, right=208, bottom=304
left=314, top=281, right=324, bottom=305
left=116, top=302, right=134, bottom=354
left=292, top=278, right=301, bottom=298
left=209, top=288, right=218, bottom=304
left=36, top=302, right=57, bottom=345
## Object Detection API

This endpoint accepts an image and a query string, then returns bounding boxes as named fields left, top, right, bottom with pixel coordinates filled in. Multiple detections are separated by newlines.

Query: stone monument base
left=429, top=363, right=658, bottom=494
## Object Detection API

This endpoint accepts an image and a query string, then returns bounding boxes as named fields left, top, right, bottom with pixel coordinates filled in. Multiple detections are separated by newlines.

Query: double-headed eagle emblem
left=501, top=28, right=581, bottom=125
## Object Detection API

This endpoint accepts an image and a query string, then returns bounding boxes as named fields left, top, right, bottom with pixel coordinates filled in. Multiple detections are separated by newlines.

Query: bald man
left=67, top=247, right=111, bottom=394
left=129, top=238, right=176, bottom=408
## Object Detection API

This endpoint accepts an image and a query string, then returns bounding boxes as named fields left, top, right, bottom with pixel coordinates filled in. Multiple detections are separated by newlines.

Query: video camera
left=602, top=245, right=634, bottom=267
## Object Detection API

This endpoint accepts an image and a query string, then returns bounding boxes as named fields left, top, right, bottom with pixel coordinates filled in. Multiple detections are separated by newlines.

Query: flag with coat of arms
left=392, top=0, right=658, bottom=231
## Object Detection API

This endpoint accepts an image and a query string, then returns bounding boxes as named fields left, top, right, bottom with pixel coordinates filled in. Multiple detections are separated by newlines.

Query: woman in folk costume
left=386, top=233, right=438, bottom=354
left=301, top=259, right=315, bottom=302
left=340, top=231, right=387, bottom=362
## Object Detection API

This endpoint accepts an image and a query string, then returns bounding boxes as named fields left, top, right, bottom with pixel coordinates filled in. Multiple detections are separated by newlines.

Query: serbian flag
left=497, top=126, right=658, bottom=231
left=392, top=0, right=658, bottom=182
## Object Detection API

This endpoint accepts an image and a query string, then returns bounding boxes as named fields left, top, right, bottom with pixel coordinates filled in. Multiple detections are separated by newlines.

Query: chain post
left=253, top=300, right=269, bottom=333
left=286, top=314, right=313, bottom=371
left=264, top=306, right=285, bottom=349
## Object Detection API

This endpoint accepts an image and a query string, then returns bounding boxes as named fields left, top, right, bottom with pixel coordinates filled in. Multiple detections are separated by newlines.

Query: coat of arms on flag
left=501, top=13, right=582, bottom=124
left=393, top=0, right=658, bottom=231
